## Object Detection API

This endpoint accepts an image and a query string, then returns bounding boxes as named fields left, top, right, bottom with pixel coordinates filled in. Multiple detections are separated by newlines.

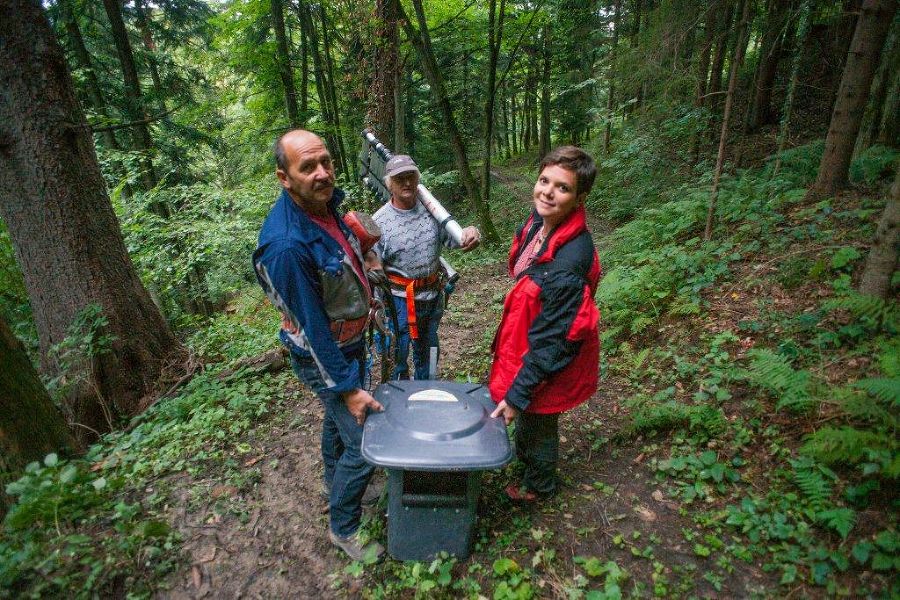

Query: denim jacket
left=253, top=188, right=370, bottom=392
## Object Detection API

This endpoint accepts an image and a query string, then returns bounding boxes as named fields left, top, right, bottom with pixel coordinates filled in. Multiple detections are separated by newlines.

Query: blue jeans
left=291, top=350, right=374, bottom=537
left=388, top=294, right=444, bottom=380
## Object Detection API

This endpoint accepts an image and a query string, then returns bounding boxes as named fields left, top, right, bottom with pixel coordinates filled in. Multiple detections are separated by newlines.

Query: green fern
left=852, top=377, right=900, bottom=407
left=743, top=349, right=814, bottom=411
left=790, top=458, right=834, bottom=511
left=815, top=507, right=856, bottom=539
left=667, top=294, right=701, bottom=316
left=823, top=293, right=898, bottom=332
left=801, top=426, right=894, bottom=467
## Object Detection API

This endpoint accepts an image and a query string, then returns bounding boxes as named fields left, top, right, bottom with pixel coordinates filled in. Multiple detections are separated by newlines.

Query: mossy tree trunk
left=0, top=0, right=183, bottom=438
left=859, top=164, right=899, bottom=299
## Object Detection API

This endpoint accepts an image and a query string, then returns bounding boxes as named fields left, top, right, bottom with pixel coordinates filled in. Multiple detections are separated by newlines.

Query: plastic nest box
left=362, top=380, right=512, bottom=560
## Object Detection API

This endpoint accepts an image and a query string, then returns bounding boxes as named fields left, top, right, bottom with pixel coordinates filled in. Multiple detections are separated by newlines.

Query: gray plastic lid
left=361, top=381, right=513, bottom=471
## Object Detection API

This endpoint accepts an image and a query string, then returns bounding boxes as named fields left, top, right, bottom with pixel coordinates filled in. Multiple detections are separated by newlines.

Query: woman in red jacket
left=490, top=146, right=601, bottom=502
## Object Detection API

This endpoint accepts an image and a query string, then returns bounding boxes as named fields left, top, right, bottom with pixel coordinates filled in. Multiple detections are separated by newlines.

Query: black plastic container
left=361, top=380, right=512, bottom=560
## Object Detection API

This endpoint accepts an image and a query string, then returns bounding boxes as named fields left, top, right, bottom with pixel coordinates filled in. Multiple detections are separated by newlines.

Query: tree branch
left=87, top=102, right=184, bottom=133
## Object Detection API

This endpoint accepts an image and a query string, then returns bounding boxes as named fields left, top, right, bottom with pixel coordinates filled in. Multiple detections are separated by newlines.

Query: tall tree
left=100, top=0, right=160, bottom=194
left=57, top=0, right=123, bottom=154
left=808, top=0, right=897, bottom=199
left=481, top=0, right=507, bottom=218
left=772, top=0, right=811, bottom=177
left=858, top=164, right=899, bottom=299
left=539, top=23, right=552, bottom=159
left=704, top=0, right=752, bottom=240
left=400, top=0, right=499, bottom=243
left=746, top=0, right=793, bottom=131
left=271, top=0, right=301, bottom=127
left=604, top=0, right=623, bottom=154
left=367, top=0, right=399, bottom=144
left=318, top=4, right=349, bottom=175
left=296, top=1, right=345, bottom=176
left=690, top=3, right=719, bottom=164
left=0, top=0, right=182, bottom=434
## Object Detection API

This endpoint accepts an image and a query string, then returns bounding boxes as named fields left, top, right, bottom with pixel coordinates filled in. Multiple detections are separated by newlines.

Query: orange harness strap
left=387, top=272, right=441, bottom=340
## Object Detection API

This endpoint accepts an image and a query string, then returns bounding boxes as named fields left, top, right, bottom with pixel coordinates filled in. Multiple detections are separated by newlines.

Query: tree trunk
left=858, top=164, right=899, bottom=299
left=773, top=1, right=811, bottom=177
left=747, top=0, right=793, bottom=131
left=319, top=5, right=348, bottom=176
left=482, top=0, right=507, bottom=218
left=854, top=17, right=898, bottom=156
left=632, top=0, right=644, bottom=110
left=704, top=0, right=751, bottom=241
left=690, top=4, right=718, bottom=164
left=133, top=0, right=166, bottom=115
left=367, top=0, right=399, bottom=144
left=1, top=314, right=80, bottom=467
left=296, top=2, right=343, bottom=175
left=58, top=0, right=122, bottom=153
left=100, top=0, right=159, bottom=195
left=707, top=0, right=735, bottom=110
left=300, top=24, right=309, bottom=117
left=0, top=0, right=183, bottom=435
left=604, top=0, right=623, bottom=154
left=400, top=0, right=499, bottom=243
left=393, top=57, right=406, bottom=152
left=271, top=0, right=301, bottom=127
left=511, top=91, right=520, bottom=155
left=808, top=0, right=897, bottom=199
left=539, top=24, right=552, bottom=159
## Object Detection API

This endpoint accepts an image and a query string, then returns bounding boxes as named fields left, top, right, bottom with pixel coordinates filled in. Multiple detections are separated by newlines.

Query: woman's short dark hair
left=539, top=146, right=597, bottom=196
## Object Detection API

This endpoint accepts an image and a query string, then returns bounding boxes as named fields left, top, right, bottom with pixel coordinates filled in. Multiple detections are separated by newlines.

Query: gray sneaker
left=328, top=529, right=385, bottom=562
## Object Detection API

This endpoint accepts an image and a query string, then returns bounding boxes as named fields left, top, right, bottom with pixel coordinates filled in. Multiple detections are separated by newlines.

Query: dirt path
left=160, top=172, right=778, bottom=598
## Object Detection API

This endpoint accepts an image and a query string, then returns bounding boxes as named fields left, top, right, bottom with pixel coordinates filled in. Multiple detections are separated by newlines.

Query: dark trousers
left=515, top=411, right=559, bottom=495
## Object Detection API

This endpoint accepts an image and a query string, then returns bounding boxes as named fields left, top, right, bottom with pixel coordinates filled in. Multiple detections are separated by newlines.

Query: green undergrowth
left=0, top=349, right=287, bottom=598
left=593, top=128, right=898, bottom=595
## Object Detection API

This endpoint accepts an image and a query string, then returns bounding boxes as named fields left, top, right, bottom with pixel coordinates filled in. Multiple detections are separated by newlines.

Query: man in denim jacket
left=253, top=129, right=384, bottom=561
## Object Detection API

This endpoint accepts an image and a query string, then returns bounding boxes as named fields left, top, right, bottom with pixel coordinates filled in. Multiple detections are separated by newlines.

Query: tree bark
left=747, top=0, right=793, bottom=131
left=318, top=4, right=349, bottom=176
left=604, top=0, right=623, bottom=154
left=631, top=0, right=644, bottom=110
left=854, top=17, right=898, bottom=155
left=58, top=0, right=122, bottom=153
left=707, top=0, right=735, bottom=110
left=296, top=2, right=344, bottom=175
left=704, top=0, right=752, bottom=241
left=1, top=315, right=80, bottom=464
left=300, top=23, right=309, bottom=117
left=367, top=0, right=399, bottom=144
left=400, top=0, right=499, bottom=243
left=859, top=164, right=899, bottom=299
left=481, top=0, right=507, bottom=221
left=539, top=24, right=552, bottom=160
left=100, top=0, right=159, bottom=195
left=0, top=0, right=183, bottom=435
left=773, top=1, right=811, bottom=177
left=271, top=0, right=301, bottom=127
left=808, top=0, right=897, bottom=199
left=690, top=4, right=718, bottom=165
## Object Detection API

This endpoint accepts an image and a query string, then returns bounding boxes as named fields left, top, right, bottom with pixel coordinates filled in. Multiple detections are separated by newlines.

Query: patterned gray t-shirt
left=373, top=200, right=458, bottom=300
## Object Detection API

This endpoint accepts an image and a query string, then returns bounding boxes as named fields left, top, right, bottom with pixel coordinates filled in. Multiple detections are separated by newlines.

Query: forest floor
left=158, top=174, right=790, bottom=599
left=160, top=258, right=786, bottom=599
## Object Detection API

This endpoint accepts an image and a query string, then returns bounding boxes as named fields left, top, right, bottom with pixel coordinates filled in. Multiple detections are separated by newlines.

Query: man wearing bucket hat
left=373, top=154, right=480, bottom=380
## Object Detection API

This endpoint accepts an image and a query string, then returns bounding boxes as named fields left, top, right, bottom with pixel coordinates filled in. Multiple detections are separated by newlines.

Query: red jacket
left=488, top=205, right=601, bottom=414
